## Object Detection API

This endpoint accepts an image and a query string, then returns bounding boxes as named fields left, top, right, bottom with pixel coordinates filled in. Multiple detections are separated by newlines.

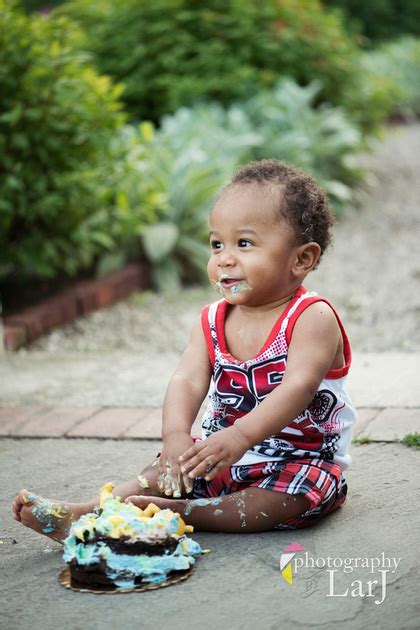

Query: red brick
left=0, top=407, right=40, bottom=435
left=121, top=408, right=162, bottom=438
left=3, top=324, right=27, bottom=351
left=35, top=302, right=63, bottom=332
left=14, top=407, right=100, bottom=437
left=74, top=283, right=98, bottom=315
left=110, top=264, right=150, bottom=299
left=4, top=263, right=151, bottom=350
left=46, top=291, right=79, bottom=326
left=67, top=407, right=144, bottom=438
left=95, top=281, right=116, bottom=308
left=5, top=311, right=43, bottom=342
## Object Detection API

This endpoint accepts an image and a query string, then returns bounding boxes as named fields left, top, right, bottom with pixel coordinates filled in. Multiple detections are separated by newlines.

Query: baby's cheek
left=208, top=263, right=224, bottom=296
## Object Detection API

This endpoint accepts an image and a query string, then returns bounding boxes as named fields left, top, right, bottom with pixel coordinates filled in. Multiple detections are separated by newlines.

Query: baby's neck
left=237, top=292, right=296, bottom=317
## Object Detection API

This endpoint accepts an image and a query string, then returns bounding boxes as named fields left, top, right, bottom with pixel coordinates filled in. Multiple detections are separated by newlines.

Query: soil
left=28, top=123, right=420, bottom=355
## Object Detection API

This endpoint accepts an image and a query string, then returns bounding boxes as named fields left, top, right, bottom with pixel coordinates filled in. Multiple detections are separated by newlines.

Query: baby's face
left=207, top=183, right=301, bottom=308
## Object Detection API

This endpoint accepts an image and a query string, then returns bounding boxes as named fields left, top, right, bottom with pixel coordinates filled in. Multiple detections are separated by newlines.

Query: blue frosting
left=63, top=487, right=203, bottom=588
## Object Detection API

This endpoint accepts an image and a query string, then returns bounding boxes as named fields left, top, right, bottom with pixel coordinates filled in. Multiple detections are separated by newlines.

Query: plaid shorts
left=192, top=457, right=348, bottom=530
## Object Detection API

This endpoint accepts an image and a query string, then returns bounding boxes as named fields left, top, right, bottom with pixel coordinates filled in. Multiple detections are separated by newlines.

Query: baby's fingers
left=182, top=473, right=194, bottom=494
left=178, top=441, right=204, bottom=465
left=182, top=451, right=221, bottom=481
left=171, top=470, right=182, bottom=498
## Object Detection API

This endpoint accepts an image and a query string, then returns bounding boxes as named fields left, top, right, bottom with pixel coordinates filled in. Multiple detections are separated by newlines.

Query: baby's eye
left=210, top=240, right=223, bottom=250
left=238, top=239, right=253, bottom=248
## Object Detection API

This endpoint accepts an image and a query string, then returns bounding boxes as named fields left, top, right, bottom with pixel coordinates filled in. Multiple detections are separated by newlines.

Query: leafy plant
left=401, top=432, right=420, bottom=449
left=133, top=79, right=367, bottom=289
left=352, top=434, right=372, bottom=445
left=139, top=136, right=223, bottom=291
left=93, top=122, right=167, bottom=277
left=324, top=0, right=420, bottom=43
left=0, top=1, right=126, bottom=281
left=134, top=105, right=262, bottom=290
left=243, top=79, right=366, bottom=215
left=360, top=37, right=420, bottom=118
left=56, top=0, right=368, bottom=125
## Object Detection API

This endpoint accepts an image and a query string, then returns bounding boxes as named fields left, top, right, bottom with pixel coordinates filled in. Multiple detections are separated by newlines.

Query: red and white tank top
left=200, top=286, right=357, bottom=470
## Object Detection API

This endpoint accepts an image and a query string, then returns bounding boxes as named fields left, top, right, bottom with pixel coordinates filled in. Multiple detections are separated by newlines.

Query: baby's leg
left=11, top=458, right=173, bottom=543
left=127, top=487, right=311, bottom=532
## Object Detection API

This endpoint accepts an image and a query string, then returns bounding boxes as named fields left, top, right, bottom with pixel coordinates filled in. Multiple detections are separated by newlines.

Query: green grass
left=352, top=434, right=372, bottom=445
left=401, top=432, right=420, bottom=449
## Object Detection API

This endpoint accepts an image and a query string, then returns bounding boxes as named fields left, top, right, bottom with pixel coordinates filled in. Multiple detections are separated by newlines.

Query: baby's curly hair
left=229, top=159, right=334, bottom=260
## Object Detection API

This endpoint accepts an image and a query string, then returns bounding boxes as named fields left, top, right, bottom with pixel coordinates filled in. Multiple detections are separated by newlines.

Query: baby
left=13, top=159, right=356, bottom=537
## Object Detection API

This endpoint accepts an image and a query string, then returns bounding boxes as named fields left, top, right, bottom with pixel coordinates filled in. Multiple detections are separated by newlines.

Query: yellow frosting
left=73, top=483, right=194, bottom=542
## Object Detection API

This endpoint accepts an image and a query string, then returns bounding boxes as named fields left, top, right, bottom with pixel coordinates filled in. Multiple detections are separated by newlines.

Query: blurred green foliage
left=20, top=0, right=65, bottom=11
left=2, top=0, right=415, bottom=293
left=0, top=1, right=153, bottom=282
left=324, top=0, right=420, bottom=43
left=134, top=79, right=366, bottom=289
left=361, top=37, right=420, bottom=118
left=243, top=79, right=366, bottom=216
left=56, top=0, right=373, bottom=127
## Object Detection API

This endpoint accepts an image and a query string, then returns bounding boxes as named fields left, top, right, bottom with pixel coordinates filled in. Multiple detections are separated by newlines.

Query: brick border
left=3, top=262, right=150, bottom=351
left=0, top=406, right=202, bottom=439
left=1, top=406, right=419, bottom=441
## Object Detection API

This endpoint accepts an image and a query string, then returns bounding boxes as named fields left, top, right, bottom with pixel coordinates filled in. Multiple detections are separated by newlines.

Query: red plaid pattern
left=192, top=457, right=347, bottom=530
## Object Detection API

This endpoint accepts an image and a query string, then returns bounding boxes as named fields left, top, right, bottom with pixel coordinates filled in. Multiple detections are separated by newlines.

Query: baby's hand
left=159, top=432, right=195, bottom=497
left=178, top=425, right=250, bottom=482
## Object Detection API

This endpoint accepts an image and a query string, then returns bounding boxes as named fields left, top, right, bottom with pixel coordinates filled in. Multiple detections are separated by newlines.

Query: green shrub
left=138, top=116, right=229, bottom=291
left=21, top=0, right=66, bottom=12
left=57, top=0, right=370, bottom=126
left=243, top=79, right=366, bottom=215
left=132, top=79, right=366, bottom=289
left=361, top=37, right=420, bottom=118
left=0, top=1, right=127, bottom=281
left=87, top=122, right=167, bottom=278
left=324, top=0, right=420, bottom=43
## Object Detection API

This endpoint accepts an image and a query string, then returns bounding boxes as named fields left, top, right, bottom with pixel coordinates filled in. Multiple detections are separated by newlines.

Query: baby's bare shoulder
left=293, top=300, right=341, bottom=342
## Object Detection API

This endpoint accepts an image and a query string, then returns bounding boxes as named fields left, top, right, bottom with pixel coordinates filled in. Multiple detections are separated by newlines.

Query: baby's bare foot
left=12, top=490, right=88, bottom=543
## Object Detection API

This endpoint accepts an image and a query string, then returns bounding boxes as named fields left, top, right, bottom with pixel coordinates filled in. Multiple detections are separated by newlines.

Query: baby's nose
left=217, top=249, right=236, bottom=266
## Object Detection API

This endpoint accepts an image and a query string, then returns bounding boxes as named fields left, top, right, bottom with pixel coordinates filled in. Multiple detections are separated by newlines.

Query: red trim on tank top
left=285, top=296, right=352, bottom=379
left=201, top=304, right=215, bottom=366
left=215, top=286, right=307, bottom=364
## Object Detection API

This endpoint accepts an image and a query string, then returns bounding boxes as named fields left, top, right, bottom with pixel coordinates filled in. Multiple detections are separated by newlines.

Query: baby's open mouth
left=214, top=275, right=252, bottom=295
left=219, top=275, right=242, bottom=288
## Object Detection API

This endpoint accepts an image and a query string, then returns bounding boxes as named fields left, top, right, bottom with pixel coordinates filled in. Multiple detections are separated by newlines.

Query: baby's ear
left=293, top=242, right=321, bottom=277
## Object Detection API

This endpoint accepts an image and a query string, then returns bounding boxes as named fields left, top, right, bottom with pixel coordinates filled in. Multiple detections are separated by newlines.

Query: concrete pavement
left=1, top=351, right=420, bottom=408
left=1, top=438, right=419, bottom=630
left=1, top=350, right=419, bottom=629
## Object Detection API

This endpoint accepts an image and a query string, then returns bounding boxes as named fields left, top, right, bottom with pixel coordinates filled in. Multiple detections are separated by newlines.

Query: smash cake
left=63, top=483, right=203, bottom=590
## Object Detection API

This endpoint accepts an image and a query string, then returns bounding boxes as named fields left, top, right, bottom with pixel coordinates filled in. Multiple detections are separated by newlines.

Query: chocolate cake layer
left=84, top=535, right=178, bottom=556
left=69, top=559, right=115, bottom=587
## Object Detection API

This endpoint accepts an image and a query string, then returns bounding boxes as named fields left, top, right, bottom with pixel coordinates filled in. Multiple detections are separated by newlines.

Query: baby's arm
left=180, top=302, right=342, bottom=481
left=159, top=316, right=212, bottom=495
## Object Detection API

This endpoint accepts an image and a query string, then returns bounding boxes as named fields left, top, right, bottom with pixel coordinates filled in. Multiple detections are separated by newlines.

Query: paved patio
left=1, top=350, right=419, bottom=629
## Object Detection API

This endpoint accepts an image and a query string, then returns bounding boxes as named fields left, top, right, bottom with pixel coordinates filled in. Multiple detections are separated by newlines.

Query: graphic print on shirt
left=200, top=290, right=357, bottom=469
left=213, top=356, right=287, bottom=413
